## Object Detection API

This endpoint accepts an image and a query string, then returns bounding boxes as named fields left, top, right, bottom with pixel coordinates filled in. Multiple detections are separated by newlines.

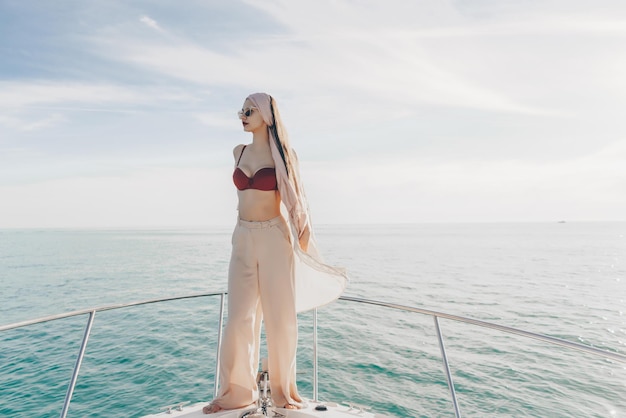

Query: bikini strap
left=236, top=145, right=247, bottom=165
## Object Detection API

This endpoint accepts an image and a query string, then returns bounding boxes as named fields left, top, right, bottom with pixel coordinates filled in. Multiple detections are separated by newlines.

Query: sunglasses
left=237, top=107, right=258, bottom=118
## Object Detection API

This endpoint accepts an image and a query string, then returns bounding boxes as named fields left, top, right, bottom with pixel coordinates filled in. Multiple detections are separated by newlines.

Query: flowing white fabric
left=246, top=93, right=348, bottom=312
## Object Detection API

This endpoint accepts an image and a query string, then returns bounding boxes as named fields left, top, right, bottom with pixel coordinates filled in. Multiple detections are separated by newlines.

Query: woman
left=203, top=93, right=347, bottom=414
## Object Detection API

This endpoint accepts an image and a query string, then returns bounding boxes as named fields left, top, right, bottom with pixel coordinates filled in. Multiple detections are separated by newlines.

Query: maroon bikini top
left=233, top=146, right=278, bottom=191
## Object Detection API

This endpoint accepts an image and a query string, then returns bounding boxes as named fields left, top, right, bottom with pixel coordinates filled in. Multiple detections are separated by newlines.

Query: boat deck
left=143, top=400, right=389, bottom=417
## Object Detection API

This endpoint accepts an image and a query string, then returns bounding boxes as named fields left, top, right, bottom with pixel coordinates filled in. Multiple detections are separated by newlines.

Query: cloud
left=391, top=17, right=626, bottom=39
left=0, top=81, right=198, bottom=109
left=87, top=0, right=626, bottom=123
left=0, top=81, right=206, bottom=138
left=0, top=113, right=66, bottom=131
left=139, top=15, right=164, bottom=32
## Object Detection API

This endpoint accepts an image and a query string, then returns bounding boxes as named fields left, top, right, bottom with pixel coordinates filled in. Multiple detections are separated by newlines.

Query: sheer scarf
left=245, top=93, right=348, bottom=312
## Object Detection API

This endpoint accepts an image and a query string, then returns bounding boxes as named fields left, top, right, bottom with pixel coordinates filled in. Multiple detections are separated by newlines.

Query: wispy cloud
left=0, top=81, right=195, bottom=108
left=89, top=1, right=606, bottom=120
left=139, top=15, right=164, bottom=33
left=0, top=113, right=66, bottom=131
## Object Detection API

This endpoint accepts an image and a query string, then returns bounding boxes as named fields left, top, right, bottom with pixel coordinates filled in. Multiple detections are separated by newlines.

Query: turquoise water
left=1, top=223, right=625, bottom=417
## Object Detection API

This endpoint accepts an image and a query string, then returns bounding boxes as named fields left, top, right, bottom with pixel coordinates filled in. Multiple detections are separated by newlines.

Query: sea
left=1, top=222, right=625, bottom=417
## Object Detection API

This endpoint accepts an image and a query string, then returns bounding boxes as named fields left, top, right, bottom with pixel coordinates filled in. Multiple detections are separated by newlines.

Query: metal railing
left=338, top=296, right=626, bottom=417
left=1, top=292, right=625, bottom=418
left=0, top=292, right=227, bottom=418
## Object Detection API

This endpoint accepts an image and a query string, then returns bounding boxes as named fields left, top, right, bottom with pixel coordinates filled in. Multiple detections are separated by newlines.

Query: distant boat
left=558, top=220, right=566, bottom=223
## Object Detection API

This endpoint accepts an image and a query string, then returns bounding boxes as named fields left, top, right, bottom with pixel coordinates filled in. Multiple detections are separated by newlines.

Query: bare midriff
left=237, top=189, right=281, bottom=221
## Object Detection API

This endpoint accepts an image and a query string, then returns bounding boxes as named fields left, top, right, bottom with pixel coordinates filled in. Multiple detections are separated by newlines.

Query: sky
left=1, top=0, right=625, bottom=228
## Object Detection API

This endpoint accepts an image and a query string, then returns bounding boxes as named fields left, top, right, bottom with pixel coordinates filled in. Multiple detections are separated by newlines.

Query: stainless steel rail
left=1, top=292, right=228, bottom=418
left=434, top=316, right=461, bottom=418
left=0, top=292, right=227, bottom=332
left=339, top=296, right=626, bottom=364
left=60, top=310, right=95, bottom=418
left=2, top=292, right=625, bottom=418
left=338, top=296, right=626, bottom=418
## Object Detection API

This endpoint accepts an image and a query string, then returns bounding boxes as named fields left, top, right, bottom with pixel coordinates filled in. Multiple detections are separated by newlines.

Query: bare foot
left=202, top=403, right=223, bottom=414
left=283, top=404, right=299, bottom=410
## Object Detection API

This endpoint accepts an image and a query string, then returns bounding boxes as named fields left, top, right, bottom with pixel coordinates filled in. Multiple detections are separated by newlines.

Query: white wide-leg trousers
left=212, top=216, right=302, bottom=409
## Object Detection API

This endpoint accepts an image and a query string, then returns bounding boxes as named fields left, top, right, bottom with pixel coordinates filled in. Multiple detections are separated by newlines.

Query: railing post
left=213, top=293, right=226, bottom=398
left=434, top=316, right=462, bottom=418
left=60, top=310, right=96, bottom=418
left=313, top=308, right=318, bottom=402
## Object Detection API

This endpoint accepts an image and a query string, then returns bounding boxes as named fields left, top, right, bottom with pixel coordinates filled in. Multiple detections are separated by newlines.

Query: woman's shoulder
left=233, top=144, right=246, bottom=160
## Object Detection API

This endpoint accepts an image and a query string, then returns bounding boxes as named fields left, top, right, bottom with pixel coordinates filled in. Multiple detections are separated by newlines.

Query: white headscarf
left=245, top=93, right=348, bottom=312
